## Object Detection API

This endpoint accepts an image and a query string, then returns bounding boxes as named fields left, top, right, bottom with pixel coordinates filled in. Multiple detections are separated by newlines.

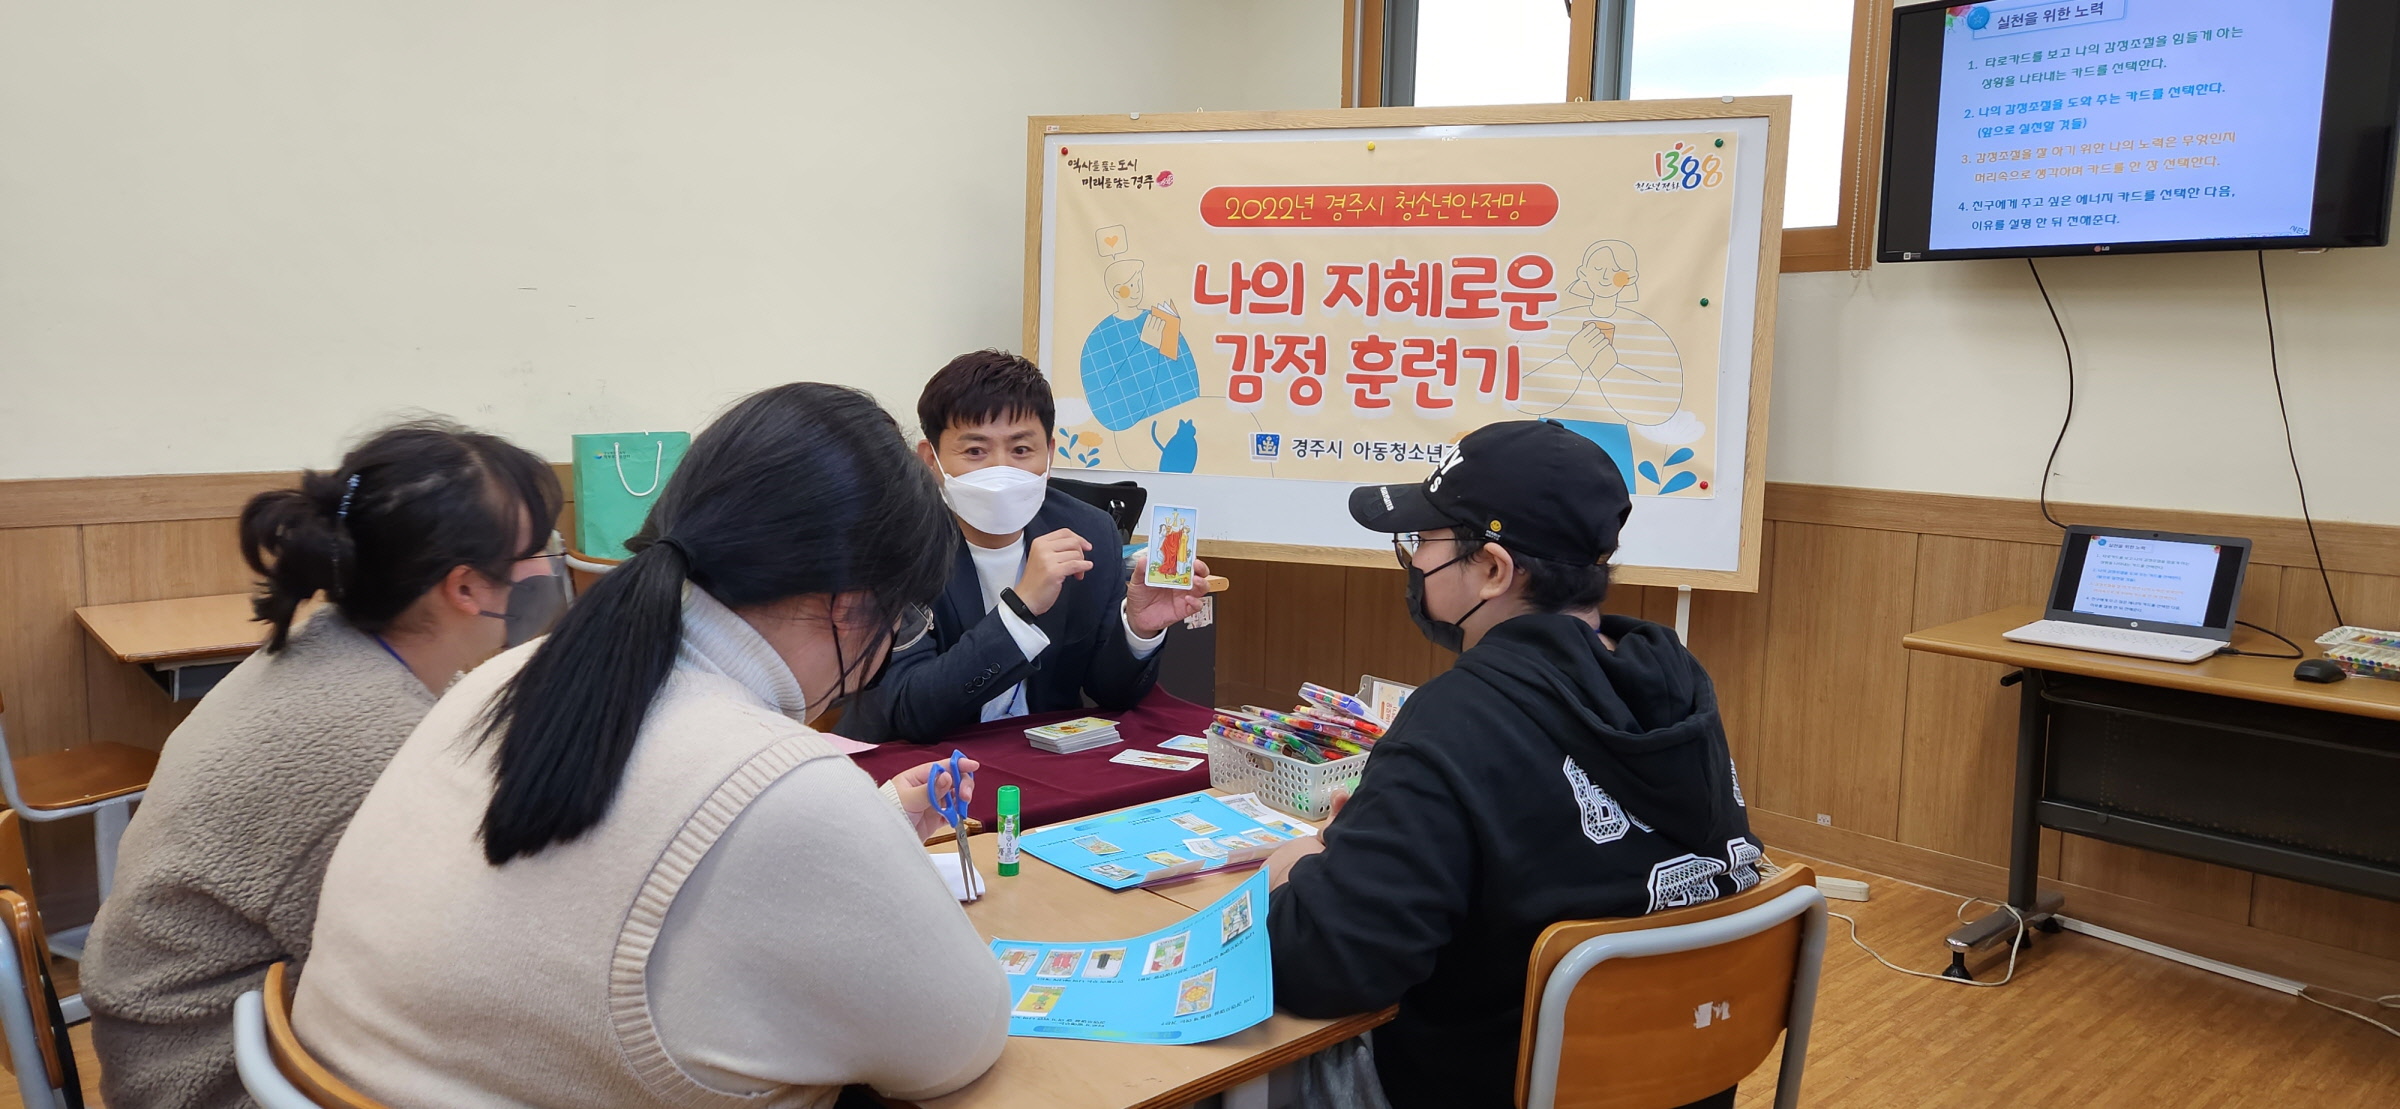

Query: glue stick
left=996, top=785, right=1021, bottom=877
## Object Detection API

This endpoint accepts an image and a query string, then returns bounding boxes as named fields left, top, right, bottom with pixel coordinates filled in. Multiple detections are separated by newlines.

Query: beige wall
left=6, top=0, right=2395, bottom=534
left=0, top=0, right=1345, bottom=480
left=1771, top=242, right=2400, bottom=526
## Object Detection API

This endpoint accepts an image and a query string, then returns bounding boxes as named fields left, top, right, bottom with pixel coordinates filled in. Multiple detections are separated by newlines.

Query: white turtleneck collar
left=674, top=584, right=812, bottom=723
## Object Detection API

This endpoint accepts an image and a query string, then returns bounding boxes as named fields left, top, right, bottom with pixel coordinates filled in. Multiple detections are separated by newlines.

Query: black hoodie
left=1267, top=612, right=1758, bottom=1109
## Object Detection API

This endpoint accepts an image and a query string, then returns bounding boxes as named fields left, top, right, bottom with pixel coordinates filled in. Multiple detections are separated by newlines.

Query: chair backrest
left=0, top=701, right=24, bottom=815
left=1516, top=864, right=1823, bottom=1109
left=1050, top=477, right=1149, bottom=549
left=0, top=812, right=67, bottom=1099
left=0, top=811, right=34, bottom=908
left=261, top=964, right=388, bottom=1109
left=0, top=887, right=68, bottom=1108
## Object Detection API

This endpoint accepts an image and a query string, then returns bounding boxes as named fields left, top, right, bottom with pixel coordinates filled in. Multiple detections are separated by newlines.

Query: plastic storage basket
left=1207, top=734, right=1367, bottom=820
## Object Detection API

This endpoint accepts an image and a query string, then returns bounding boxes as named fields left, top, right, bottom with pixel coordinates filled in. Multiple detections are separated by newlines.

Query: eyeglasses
left=1391, top=532, right=1460, bottom=568
left=892, top=603, right=935, bottom=653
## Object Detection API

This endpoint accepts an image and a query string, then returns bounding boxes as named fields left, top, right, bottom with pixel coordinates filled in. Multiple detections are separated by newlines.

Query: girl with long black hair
left=295, top=383, right=1010, bottom=1107
left=83, top=420, right=564, bottom=1109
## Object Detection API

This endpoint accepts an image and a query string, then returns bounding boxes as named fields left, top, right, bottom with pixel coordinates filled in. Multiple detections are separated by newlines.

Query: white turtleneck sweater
left=294, top=586, right=1010, bottom=1107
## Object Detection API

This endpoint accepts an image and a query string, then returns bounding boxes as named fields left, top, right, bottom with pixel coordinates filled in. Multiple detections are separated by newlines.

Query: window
left=1409, top=0, right=1570, bottom=108
left=1628, top=1, right=1854, bottom=230
left=1348, top=0, right=1886, bottom=271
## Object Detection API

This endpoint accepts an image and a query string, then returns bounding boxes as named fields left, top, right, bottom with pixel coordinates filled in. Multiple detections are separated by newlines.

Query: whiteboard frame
left=1024, top=100, right=1787, bottom=592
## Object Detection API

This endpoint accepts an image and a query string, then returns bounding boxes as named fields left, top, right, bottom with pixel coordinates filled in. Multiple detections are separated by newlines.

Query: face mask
left=479, top=572, right=569, bottom=647
left=1404, top=554, right=1489, bottom=654
left=940, top=461, right=1047, bottom=536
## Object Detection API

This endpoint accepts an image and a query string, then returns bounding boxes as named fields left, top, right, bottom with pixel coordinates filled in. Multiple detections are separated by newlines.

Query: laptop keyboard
left=2002, top=619, right=2225, bottom=663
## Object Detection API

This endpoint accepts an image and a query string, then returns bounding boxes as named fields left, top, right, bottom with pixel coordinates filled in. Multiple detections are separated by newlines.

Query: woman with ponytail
left=296, top=384, right=1010, bottom=1109
left=82, top=421, right=563, bottom=1109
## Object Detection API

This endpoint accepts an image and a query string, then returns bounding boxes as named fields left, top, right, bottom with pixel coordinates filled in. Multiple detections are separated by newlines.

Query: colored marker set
left=1206, top=683, right=1390, bottom=766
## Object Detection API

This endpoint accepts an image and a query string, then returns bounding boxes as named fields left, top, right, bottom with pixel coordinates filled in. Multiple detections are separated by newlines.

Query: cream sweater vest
left=295, top=587, right=1008, bottom=1107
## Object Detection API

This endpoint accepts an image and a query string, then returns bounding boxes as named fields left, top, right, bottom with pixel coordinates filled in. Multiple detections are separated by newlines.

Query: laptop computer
left=2003, top=526, right=2253, bottom=664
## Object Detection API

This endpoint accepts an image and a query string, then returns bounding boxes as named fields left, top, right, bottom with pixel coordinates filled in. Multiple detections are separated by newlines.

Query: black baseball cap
left=1348, top=420, right=1631, bottom=564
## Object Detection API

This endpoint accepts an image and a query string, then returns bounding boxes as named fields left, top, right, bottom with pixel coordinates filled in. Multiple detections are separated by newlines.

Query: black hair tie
left=652, top=536, right=691, bottom=563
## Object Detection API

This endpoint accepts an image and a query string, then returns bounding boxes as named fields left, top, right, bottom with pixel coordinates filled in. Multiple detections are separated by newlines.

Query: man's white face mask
left=939, top=461, right=1047, bottom=535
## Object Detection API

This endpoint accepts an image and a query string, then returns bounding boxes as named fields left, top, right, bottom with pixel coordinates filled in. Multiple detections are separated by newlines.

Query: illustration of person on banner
left=1077, top=228, right=1202, bottom=471
left=1514, top=240, right=1708, bottom=497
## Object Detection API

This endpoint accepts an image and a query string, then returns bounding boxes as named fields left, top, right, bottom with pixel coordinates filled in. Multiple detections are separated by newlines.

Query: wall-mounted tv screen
left=1878, top=0, right=2400, bottom=262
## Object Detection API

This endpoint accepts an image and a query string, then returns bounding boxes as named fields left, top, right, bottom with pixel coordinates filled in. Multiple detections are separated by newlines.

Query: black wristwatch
left=999, top=587, right=1038, bottom=623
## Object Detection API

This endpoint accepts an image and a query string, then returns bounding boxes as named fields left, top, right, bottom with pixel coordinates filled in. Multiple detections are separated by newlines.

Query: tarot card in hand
left=1146, top=504, right=1200, bottom=589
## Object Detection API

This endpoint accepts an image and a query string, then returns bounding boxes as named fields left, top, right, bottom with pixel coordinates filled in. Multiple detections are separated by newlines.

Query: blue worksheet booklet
left=1017, top=792, right=1301, bottom=889
left=989, top=870, right=1271, bottom=1043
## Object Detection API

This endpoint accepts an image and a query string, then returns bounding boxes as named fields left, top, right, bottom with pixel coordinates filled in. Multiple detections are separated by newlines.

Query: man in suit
left=842, top=350, right=1210, bottom=744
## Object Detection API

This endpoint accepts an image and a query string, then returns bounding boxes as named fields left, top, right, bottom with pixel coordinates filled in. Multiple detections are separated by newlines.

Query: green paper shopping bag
left=572, top=432, right=690, bottom=560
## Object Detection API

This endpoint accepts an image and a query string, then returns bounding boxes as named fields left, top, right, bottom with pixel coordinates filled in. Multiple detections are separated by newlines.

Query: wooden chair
left=0, top=812, right=82, bottom=1109
left=233, top=963, right=386, bottom=1109
left=0, top=690, right=159, bottom=922
left=1516, top=864, right=1828, bottom=1109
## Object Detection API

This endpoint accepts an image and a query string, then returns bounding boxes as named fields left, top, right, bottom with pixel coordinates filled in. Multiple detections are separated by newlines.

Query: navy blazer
left=841, top=487, right=1161, bottom=743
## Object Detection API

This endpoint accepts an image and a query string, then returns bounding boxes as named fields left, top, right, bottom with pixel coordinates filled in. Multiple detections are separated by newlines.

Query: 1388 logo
left=1637, top=142, right=1725, bottom=193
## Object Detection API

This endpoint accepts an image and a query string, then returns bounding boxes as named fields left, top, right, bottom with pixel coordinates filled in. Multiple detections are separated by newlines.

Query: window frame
left=1351, top=0, right=1888, bottom=273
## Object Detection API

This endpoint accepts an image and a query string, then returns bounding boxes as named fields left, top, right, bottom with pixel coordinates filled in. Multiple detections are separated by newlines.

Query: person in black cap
left=1261, top=419, right=1758, bottom=1109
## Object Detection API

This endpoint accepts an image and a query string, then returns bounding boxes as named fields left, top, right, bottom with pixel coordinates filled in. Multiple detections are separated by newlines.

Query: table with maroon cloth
left=844, top=687, right=1217, bottom=829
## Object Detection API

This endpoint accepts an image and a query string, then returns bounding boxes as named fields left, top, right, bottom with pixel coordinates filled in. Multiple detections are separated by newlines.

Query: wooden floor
left=8, top=854, right=2393, bottom=1108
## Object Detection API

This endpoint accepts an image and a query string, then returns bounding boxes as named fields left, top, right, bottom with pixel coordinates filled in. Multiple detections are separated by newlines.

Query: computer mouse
left=2294, top=658, right=2347, bottom=684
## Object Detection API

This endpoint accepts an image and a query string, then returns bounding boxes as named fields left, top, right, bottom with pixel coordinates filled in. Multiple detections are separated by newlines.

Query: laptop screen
left=2048, top=529, right=2247, bottom=635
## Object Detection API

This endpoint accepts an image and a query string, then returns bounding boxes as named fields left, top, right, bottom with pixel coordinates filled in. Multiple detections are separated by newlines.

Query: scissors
left=928, top=749, right=979, bottom=902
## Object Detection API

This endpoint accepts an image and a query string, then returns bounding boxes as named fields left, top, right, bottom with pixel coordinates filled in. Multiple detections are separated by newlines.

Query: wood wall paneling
left=1684, top=526, right=1776, bottom=784
left=2248, top=876, right=2400, bottom=964
left=0, top=471, right=295, bottom=530
left=1259, top=561, right=1352, bottom=699
left=2055, top=835, right=2255, bottom=925
left=2276, top=569, right=2400, bottom=645
left=1894, top=536, right=2057, bottom=866
left=1210, top=557, right=1274, bottom=710
left=0, top=528, right=90, bottom=758
left=1337, top=566, right=1445, bottom=693
left=1765, top=483, right=2400, bottom=578
left=1755, top=523, right=1920, bottom=839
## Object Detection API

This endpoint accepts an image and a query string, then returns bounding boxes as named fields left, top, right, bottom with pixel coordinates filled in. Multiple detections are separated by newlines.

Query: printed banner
left=1039, top=127, right=1740, bottom=500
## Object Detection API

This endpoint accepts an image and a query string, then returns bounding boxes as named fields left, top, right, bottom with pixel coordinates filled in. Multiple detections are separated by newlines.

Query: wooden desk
left=73, top=593, right=307, bottom=701
left=910, top=829, right=1390, bottom=1109
left=1905, top=605, right=2400, bottom=978
left=1903, top=605, right=2400, bottom=722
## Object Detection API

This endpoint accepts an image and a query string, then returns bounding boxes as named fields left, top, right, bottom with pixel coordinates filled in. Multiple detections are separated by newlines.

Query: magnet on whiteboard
left=1699, top=298, right=1710, bottom=307
left=1366, top=141, right=1377, bottom=151
left=1130, top=112, right=1140, bottom=119
left=1720, top=95, right=1734, bottom=103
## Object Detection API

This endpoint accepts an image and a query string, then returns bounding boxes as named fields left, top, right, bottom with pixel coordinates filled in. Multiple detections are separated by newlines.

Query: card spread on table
left=1110, top=749, right=1202, bottom=772
left=1156, top=734, right=1212, bottom=754
left=1216, top=792, right=1319, bottom=839
left=987, top=870, right=1271, bottom=1043
left=1145, top=504, right=1200, bottom=589
left=1018, top=792, right=1283, bottom=890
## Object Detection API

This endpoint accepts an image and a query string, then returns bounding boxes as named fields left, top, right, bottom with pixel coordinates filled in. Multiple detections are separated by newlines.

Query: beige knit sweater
left=82, top=609, right=435, bottom=1109
left=295, top=586, right=1010, bottom=1107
